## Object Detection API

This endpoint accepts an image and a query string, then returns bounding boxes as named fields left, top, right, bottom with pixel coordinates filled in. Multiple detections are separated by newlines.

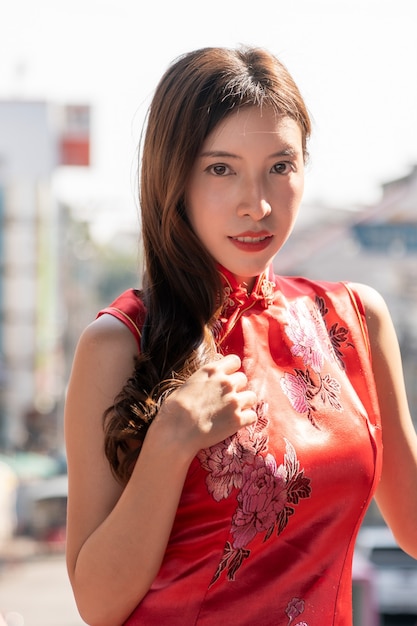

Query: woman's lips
left=229, top=233, right=273, bottom=252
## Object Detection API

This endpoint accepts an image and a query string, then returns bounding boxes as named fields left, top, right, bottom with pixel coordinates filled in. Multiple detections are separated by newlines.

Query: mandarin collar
left=217, top=265, right=276, bottom=319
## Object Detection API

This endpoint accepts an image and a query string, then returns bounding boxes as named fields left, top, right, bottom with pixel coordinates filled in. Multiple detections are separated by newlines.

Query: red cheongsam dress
left=97, top=265, right=382, bottom=626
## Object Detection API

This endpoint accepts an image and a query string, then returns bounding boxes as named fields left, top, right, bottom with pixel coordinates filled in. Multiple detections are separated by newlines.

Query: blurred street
left=0, top=539, right=86, bottom=626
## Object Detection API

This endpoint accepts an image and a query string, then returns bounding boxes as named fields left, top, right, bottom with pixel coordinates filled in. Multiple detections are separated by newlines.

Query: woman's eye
left=271, top=162, right=292, bottom=175
left=209, top=164, right=229, bottom=176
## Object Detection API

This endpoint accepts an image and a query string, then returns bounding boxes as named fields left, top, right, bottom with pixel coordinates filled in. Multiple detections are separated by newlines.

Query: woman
left=64, top=46, right=417, bottom=625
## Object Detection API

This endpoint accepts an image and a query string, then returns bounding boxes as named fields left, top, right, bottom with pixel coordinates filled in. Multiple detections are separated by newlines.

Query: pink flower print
left=285, top=300, right=331, bottom=373
left=321, top=373, right=342, bottom=411
left=231, top=454, right=287, bottom=549
left=286, top=597, right=305, bottom=625
left=198, top=404, right=269, bottom=501
left=280, top=367, right=342, bottom=427
left=240, top=401, right=269, bottom=454
left=198, top=433, right=257, bottom=501
left=280, top=370, right=311, bottom=414
left=315, top=294, right=353, bottom=370
left=237, top=424, right=268, bottom=457
left=211, top=439, right=311, bottom=584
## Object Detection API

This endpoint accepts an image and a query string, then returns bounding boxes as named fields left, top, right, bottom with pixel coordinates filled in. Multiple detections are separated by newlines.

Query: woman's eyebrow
left=199, top=150, right=241, bottom=159
left=270, top=147, right=300, bottom=158
left=199, top=147, right=300, bottom=159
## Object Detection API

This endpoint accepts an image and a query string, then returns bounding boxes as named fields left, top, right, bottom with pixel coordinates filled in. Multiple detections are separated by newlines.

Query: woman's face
left=185, top=106, right=305, bottom=290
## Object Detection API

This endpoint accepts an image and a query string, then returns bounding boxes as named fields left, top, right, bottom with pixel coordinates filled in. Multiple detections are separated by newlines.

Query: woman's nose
left=236, top=179, right=272, bottom=220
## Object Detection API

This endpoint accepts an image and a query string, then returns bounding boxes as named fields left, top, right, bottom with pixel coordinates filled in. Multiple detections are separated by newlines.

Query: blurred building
left=0, top=100, right=90, bottom=450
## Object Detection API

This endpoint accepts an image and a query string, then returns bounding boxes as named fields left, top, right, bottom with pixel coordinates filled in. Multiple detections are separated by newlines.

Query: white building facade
left=0, top=100, right=90, bottom=449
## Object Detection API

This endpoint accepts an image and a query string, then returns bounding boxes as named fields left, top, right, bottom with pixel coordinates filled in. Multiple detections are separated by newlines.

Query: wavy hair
left=104, top=46, right=312, bottom=482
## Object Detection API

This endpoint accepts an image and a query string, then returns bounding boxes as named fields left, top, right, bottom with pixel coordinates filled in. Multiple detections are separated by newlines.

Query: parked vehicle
left=352, top=549, right=380, bottom=626
left=17, top=474, right=68, bottom=543
left=356, top=525, right=417, bottom=616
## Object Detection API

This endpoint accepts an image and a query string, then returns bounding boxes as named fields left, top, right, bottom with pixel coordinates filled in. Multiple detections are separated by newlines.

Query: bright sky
left=2, top=0, right=417, bottom=236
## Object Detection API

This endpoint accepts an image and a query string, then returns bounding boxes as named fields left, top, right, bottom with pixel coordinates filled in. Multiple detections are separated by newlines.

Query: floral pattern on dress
left=315, top=295, right=353, bottom=370
left=198, top=402, right=269, bottom=501
left=280, top=297, right=352, bottom=427
left=284, top=300, right=333, bottom=373
left=200, top=292, right=350, bottom=588
left=203, top=416, right=311, bottom=584
left=286, top=597, right=307, bottom=625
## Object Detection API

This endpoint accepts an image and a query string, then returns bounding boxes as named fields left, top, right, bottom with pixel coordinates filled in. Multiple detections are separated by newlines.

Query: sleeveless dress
left=97, top=265, right=382, bottom=626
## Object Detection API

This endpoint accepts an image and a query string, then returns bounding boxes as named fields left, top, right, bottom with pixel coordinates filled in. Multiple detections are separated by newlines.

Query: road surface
left=0, top=546, right=86, bottom=626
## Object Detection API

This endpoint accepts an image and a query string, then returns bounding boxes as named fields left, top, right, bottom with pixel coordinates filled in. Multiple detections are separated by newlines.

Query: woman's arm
left=353, top=283, right=417, bottom=557
left=65, top=314, right=257, bottom=626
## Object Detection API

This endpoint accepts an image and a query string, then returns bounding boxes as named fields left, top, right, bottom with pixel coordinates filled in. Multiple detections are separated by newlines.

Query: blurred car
left=16, top=473, right=68, bottom=543
left=355, top=525, right=417, bottom=616
left=352, top=549, right=380, bottom=626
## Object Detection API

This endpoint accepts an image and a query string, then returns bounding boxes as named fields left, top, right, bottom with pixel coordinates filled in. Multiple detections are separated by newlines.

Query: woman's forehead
left=202, top=107, right=303, bottom=152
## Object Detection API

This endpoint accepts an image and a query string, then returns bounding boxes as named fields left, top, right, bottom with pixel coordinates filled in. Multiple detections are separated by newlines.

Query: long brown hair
left=104, top=46, right=312, bottom=482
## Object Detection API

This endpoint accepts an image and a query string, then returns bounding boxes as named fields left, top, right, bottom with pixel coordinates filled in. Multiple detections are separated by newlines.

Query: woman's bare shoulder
left=75, top=312, right=139, bottom=364
left=67, top=313, right=138, bottom=413
left=81, top=311, right=138, bottom=345
left=349, top=282, right=388, bottom=316
left=348, top=282, right=393, bottom=343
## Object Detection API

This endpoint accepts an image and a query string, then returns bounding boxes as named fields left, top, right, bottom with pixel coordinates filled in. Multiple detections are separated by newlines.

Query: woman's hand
left=151, top=353, right=258, bottom=457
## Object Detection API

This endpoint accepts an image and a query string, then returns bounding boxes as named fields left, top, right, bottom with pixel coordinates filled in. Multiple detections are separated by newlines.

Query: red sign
left=59, top=104, right=90, bottom=166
